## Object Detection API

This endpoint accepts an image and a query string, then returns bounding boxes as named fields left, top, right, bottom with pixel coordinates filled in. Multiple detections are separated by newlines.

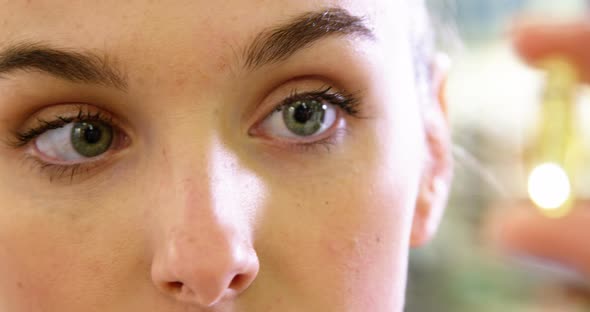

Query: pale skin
left=0, top=1, right=452, bottom=311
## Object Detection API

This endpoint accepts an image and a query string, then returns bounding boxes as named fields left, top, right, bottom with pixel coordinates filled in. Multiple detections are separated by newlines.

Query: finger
left=487, top=200, right=590, bottom=279
left=512, top=20, right=590, bottom=83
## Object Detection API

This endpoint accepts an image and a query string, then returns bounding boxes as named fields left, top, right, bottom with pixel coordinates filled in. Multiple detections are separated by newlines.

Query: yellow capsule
left=526, top=57, right=580, bottom=218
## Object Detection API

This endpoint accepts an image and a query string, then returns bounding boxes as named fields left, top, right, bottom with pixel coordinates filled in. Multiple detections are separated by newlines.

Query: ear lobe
left=410, top=53, right=453, bottom=247
left=411, top=175, right=450, bottom=247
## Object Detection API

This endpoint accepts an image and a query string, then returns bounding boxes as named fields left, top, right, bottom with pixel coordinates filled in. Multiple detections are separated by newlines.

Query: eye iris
left=283, top=100, right=327, bottom=136
left=71, top=121, right=113, bottom=157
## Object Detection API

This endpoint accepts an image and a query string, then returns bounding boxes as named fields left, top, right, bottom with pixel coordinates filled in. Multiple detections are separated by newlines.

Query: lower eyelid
left=23, top=138, right=129, bottom=183
left=262, top=127, right=350, bottom=154
left=255, top=116, right=347, bottom=146
left=21, top=154, right=108, bottom=183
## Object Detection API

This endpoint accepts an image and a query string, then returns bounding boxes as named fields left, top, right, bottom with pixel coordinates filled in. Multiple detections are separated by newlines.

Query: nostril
left=165, top=281, right=184, bottom=294
left=228, top=273, right=247, bottom=291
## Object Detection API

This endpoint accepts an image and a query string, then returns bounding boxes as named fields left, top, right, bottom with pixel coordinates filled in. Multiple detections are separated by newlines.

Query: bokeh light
left=527, top=163, right=571, bottom=210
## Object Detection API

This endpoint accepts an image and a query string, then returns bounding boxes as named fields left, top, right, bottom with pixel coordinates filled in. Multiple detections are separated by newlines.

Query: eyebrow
left=0, top=7, right=373, bottom=89
left=243, top=7, right=375, bottom=70
left=0, top=42, right=128, bottom=91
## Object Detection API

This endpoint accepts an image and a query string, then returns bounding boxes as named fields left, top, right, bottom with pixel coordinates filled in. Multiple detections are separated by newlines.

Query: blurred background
left=405, top=0, right=590, bottom=311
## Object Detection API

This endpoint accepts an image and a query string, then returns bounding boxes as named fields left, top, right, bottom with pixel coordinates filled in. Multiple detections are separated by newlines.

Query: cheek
left=321, top=180, right=417, bottom=309
left=256, top=171, right=419, bottom=311
left=0, top=208, right=76, bottom=310
left=0, top=190, right=148, bottom=311
left=255, top=125, right=423, bottom=311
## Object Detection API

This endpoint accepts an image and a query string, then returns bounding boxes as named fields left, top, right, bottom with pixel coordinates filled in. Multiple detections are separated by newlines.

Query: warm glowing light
left=527, top=163, right=571, bottom=210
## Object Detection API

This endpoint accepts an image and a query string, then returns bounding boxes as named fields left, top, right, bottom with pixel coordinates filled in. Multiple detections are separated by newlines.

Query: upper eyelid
left=274, top=87, right=362, bottom=117
left=8, top=107, right=121, bottom=148
left=279, top=86, right=333, bottom=104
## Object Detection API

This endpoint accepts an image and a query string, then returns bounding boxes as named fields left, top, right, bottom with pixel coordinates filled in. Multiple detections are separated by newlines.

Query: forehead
left=0, top=0, right=406, bottom=43
left=0, top=0, right=411, bottom=91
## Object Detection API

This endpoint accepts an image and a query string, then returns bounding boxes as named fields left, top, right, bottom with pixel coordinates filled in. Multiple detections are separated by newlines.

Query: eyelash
left=8, top=87, right=362, bottom=181
left=279, top=86, right=361, bottom=116
left=11, top=109, right=115, bottom=148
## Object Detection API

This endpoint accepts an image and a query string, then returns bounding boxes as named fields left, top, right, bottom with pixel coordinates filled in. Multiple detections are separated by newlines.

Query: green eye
left=283, top=100, right=328, bottom=136
left=71, top=121, right=113, bottom=157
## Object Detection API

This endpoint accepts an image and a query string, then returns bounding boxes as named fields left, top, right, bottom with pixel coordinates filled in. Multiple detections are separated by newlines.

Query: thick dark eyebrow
left=243, top=7, right=375, bottom=70
left=0, top=42, right=128, bottom=91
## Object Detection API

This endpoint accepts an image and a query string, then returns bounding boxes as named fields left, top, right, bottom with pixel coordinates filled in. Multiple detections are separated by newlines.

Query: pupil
left=293, top=102, right=314, bottom=123
left=83, top=124, right=102, bottom=144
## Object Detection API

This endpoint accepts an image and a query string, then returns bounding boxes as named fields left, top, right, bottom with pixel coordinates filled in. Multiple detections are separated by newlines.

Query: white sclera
left=35, top=123, right=82, bottom=161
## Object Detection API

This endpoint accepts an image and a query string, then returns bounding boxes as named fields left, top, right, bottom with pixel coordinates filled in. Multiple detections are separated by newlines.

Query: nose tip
left=152, top=233, right=260, bottom=307
left=161, top=257, right=259, bottom=306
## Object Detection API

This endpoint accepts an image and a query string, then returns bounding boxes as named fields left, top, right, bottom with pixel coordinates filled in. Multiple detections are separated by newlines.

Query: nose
left=152, top=220, right=260, bottom=307
left=150, top=138, right=261, bottom=307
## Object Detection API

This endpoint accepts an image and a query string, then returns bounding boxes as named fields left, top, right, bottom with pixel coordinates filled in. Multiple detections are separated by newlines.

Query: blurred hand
left=488, top=200, right=590, bottom=279
left=490, top=19, right=590, bottom=281
left=513, top=19, right=590, bottom=83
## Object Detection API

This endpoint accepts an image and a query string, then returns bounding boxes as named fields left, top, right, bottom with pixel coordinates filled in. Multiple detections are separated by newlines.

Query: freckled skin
left=0, top=1, right=451, bottom=311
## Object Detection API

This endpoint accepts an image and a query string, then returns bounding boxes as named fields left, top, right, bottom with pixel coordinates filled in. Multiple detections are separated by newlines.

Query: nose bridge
left=160, top=130, right=254, bottom=232
left=150, top=112, right=233, bottom=221
left=150, top=131, right=263, bottom=307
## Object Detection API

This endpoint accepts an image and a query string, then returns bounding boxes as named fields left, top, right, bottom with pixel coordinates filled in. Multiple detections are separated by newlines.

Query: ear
left=410, top=53, right=454, bottom=247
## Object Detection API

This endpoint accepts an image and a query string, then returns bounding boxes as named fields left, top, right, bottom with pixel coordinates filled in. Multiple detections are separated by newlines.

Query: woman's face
left=0, top=1, right=451, bottom=311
